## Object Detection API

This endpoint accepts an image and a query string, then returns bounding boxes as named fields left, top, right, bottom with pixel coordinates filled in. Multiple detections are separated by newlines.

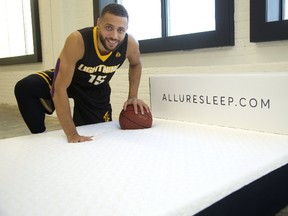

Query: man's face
left=97, top=13, right=128, bottom=53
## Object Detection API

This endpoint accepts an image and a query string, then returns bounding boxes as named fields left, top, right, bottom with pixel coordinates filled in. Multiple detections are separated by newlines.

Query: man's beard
left=99, top=33, right=122, bottom=52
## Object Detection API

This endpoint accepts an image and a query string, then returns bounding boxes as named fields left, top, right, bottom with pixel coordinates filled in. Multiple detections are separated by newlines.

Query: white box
left=150, top=73, right=288, bottom=135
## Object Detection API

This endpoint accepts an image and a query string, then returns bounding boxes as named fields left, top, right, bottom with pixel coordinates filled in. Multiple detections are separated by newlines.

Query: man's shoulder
left=126, top=34, right=139, bottom=51
left=77, top=27, right=94, bottom=34
left=127, top=34, right=139, bottom=45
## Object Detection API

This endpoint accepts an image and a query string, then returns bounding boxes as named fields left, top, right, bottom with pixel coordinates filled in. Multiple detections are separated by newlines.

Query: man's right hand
left=67, top=134, right=93, bottom=143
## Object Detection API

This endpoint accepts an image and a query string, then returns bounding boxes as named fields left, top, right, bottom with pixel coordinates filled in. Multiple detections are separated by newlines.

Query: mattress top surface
left=1, top=119, right=288, bottom=216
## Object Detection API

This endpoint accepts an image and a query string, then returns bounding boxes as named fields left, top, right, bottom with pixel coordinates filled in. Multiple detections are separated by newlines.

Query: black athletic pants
left=14, top=74, right=52, bottom=133
left=14, top=72, right=113, bottom=134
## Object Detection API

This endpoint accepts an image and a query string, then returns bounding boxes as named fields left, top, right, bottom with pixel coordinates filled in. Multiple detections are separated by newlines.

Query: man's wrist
left=128, top=96, right=137, bottom=100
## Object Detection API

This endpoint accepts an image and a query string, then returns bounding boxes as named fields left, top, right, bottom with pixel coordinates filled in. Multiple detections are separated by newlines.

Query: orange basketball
left=119, top=104, right=153, bottom=129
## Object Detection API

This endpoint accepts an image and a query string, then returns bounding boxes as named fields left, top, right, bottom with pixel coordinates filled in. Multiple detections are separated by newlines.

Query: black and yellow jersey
left=67, top=27, right=128, bottom=125
left=72, top=27, right=128, bottom=88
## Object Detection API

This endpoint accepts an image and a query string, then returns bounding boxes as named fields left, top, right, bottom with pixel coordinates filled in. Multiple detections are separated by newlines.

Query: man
left=14, top=3, right=149, bottom=143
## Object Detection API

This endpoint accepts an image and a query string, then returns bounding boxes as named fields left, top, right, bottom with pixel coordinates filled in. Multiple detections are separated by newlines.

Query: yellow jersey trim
left=36, top=72, right=52, bottom=90
left=93, top=27, right=112, bottom=62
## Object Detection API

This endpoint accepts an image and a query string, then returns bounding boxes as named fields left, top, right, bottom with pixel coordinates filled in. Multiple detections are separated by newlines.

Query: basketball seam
left=120, top=112, right=148, bottom=128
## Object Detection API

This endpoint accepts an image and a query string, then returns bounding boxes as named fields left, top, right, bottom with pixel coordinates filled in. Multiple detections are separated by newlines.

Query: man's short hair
left=101, top=3, right=129, bottom=20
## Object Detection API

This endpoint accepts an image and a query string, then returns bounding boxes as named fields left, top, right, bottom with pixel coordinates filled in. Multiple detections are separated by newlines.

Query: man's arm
left=52, top=31, right=93, bottom=143
left=123, top=35, right=150, bottom=114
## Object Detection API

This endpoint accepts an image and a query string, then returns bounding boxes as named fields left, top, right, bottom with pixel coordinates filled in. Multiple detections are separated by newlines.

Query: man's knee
left=30, top=126, right=46, bottom=134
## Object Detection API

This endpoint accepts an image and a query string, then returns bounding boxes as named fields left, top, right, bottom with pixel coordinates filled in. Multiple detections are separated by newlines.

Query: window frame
left=0, top=0, right=42, bottom=66
left=250, top=0, right=288, bottom=42
left=94, top=0, right=235, bottom=53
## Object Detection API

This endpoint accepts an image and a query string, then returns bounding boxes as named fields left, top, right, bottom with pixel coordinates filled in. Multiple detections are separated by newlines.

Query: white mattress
left=1, top=119, right=288, bottom=216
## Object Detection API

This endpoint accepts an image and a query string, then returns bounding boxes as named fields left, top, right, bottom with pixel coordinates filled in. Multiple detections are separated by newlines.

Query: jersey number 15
left=89, top=74, right=107, bottom=85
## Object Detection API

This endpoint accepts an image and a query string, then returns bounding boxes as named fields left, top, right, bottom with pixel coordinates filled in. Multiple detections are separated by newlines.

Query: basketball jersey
left=67, top=27, right=128, bottom=125
left=35, top=27, right=128, bottom=125
left=71, top=26, right=127, bottom=88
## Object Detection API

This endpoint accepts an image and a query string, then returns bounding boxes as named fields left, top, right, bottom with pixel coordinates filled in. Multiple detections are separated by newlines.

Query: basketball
left=119, top=104, right=153, bottom=129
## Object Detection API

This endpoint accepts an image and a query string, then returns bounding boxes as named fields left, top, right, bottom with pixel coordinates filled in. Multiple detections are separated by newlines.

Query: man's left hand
left=123, top=98, right=150, bottom=114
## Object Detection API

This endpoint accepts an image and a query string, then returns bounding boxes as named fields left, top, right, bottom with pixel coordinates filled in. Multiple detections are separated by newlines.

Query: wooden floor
left=0, top=104, right=287, bottom=216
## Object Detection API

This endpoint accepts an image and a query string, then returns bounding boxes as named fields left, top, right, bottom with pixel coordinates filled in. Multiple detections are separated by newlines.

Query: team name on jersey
left=78, top=64, right=120, bottom=74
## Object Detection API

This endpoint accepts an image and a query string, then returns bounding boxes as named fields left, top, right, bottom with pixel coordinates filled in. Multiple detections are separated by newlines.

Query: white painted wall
left=0, top=0, right=94, bottom=104
left=0, top=0, right=288, bottom=121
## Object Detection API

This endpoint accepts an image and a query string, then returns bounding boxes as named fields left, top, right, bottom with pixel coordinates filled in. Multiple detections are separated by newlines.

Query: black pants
left=14, top=72, right=112, bottom=134
left=14, top=74, right=52, bottom=133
